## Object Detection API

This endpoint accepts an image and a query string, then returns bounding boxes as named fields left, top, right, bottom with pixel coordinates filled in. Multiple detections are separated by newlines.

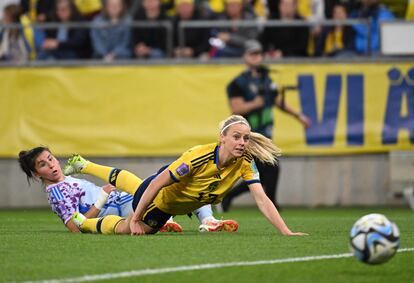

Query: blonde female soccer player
left=70, top=115, right=306, bottom=236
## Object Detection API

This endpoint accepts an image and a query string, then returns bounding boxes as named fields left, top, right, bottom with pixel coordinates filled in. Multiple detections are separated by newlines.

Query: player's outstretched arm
left=248, top=183, right=308, bottom=236
left=65, top=220, right=81, bottom=233
left=130, top=169, right=174, bottom=235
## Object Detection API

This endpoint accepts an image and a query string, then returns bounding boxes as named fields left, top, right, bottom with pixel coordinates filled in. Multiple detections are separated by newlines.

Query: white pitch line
left=20, top=248, right=414, bottom=283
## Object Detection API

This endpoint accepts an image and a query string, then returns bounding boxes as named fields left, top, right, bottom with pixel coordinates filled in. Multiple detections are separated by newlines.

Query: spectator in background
left=90, top=0, right=131, bottom=61
left=39, top=0, right=91, bottom=60
left=0, top=0, right=19, bottom=21
left=267, top=0, right=351, bottom=19
left=210, top=0, right=258, bottom=58
left=350, top=0, right=394, bottom=55
left=315, top=3, right=355, bottom=57
left=206, top=0, right=267, bottom=19
left=0, top=4, right=29, bottom=62
left=132, top=0, right=169, bottom=59
left=260, top=0, right=309, bottom=58
left=1, top=4, right=46, bottom=61
left=74, top=0, right=102, bottom=20
left=20, top=0, right=53, bottom=22
left=173, top=0, right=210, bottom=58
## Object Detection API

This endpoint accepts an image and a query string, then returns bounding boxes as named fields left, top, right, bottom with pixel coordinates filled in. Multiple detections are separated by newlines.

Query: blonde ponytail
left=246, top=132, right=281, bottom=165
left=219, top=115, right=282, bottom=165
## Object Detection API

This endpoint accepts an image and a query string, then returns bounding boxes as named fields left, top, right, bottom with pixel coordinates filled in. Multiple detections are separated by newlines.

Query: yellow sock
left=80, top=215, right=124, bottom=234
left=82, top=162, right=143, bottom=195
left=81, top=162, right=113, bottom=182
left=114, top=170, right=143, bottom=195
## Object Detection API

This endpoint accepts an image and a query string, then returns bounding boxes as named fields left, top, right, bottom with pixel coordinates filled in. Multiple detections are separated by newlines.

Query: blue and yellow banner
left=0, top=63, right=413, bottom=157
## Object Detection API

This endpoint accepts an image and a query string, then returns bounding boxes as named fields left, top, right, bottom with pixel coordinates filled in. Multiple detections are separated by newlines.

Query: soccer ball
left=349, top=213, right=400, bottom=264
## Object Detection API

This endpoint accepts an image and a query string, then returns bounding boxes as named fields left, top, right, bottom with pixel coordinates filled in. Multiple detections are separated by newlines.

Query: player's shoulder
left=185, top=143, right=217, bottom=165
left=241, top=152, right=254, bottom=164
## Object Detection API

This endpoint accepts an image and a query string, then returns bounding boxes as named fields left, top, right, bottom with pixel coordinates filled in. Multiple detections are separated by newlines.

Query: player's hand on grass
left=287, top=231, right=309, bottom=236
left=282, top=231, right=309, bottom=236
left=130, top=219, right=146, bottom=236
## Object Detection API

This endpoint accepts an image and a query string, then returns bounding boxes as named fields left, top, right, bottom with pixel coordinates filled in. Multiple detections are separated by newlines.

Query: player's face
left=244, top=51, right=263, bottom=68
left=34, top=151, right=64, bottom=184
left=221, top=123, right=251, bottom=158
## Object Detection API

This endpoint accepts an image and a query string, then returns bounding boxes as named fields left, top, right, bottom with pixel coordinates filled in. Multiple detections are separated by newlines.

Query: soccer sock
left=81, top=162, right=113, bottom=182
left=82, top=162, right=142, bottom=195
left=111, top=170, right=143, bottom=195
left=79, top=215, right=124, bottom=235
left=194, top=205, right=216, bottom=224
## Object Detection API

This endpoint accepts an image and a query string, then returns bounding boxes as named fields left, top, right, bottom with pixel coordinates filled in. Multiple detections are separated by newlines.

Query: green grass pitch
left=1, top=207, right=413, bottom=283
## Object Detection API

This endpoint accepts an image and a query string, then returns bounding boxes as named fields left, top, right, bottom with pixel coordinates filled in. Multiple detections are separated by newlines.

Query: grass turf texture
left=1, top=207, right=413, bottom=283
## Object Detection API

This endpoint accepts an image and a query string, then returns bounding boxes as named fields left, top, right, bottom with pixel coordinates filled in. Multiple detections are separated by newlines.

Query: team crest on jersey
left=176, top=163, right=189, bottom=176
left=208, top=181, right=220, bottom=192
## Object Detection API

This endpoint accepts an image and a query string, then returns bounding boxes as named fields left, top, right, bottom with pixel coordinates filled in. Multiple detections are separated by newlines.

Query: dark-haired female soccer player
left=18, top=147, right=133, bottom=232
left=70, top=115, right=307, bottom=236
left=18, top=148, right=234, bottom=233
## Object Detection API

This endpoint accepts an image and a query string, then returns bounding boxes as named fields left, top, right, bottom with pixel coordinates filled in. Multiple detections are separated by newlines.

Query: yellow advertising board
left=0, top=63, right=413, bottom=157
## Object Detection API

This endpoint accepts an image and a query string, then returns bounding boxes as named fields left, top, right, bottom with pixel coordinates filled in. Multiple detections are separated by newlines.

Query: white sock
left=194, top=205, right=216, bottom=224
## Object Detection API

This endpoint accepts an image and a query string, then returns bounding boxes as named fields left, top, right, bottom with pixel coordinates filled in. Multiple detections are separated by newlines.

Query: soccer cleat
left=221, top=219, right=239, bottom=232
left=63, top=154, right=90, bottom=176
left=159, top=220, right=183, bottom=233
left=198, top=219, right=239, bottom=232
left=71, top=212, right=86, bottom=228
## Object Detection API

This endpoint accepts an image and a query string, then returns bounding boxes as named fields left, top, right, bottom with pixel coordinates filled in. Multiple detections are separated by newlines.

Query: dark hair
left=18, top=146, right=51, bottom=184
left=4, top=4, right=21, bottom=23
left=333, top=3, right=348, bottom=14
left=50, top=0, right=83, bottom=22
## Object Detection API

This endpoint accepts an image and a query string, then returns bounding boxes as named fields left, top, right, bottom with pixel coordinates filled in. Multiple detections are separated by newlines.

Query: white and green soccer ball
left=349, top=213, right=400, bottom=264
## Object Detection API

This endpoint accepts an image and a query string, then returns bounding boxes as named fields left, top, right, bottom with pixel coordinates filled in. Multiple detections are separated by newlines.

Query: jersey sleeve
left=241, top=159, right=261, bottom=185
left=168, top=150, right=194, bottom=182
left=48, top=186, right=79, bottom=225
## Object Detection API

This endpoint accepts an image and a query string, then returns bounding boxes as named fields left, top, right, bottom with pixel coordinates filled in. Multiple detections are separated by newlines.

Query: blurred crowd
left=0, top=0, right=412, bottom=63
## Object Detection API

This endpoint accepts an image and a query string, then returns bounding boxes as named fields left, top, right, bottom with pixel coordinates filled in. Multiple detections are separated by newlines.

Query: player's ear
left=220, top=133, right=225, bottom=144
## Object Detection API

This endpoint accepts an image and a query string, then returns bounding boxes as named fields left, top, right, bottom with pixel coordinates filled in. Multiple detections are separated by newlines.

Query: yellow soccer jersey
left=153, top=143, right=260, bottom=215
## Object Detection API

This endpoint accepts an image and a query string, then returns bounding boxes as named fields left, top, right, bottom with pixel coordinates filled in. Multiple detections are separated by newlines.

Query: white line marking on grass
left=20, top=248, right=414, bottom=283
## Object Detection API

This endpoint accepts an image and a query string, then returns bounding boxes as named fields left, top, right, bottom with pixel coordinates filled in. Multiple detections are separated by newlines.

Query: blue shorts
left=132, top=165, right=172, bottom=230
